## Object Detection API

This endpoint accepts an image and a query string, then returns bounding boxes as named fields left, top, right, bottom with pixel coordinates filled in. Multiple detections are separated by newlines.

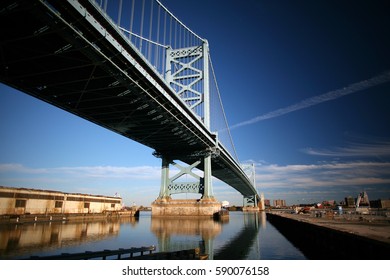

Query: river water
left=0, top=211, right=306, bottom=260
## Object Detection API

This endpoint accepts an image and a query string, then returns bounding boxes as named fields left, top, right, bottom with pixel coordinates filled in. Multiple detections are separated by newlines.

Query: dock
left=27, top=246, right=156, bottom=260
left=213, top=209, right=229, bottom=220
left=26, top=246, right=207, bottom=260
left=266, top=211, right=390, bottom=259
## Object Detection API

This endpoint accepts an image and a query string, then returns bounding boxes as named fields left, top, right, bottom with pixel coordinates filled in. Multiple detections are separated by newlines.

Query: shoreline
left=266, top=211, right=390, bottom=259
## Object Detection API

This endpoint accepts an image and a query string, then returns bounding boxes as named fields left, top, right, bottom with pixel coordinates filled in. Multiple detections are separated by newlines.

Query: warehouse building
left=0, top=186, right=122, bottom=215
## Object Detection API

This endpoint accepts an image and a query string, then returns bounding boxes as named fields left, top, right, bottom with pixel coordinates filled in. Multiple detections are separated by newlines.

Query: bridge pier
left=242, top=193, right=265, bottom=212
left=242, top=194, right=259, bottom=212
left=152, top=153, right=220, bottom=216
left=151, top=198, right=221, bottom=216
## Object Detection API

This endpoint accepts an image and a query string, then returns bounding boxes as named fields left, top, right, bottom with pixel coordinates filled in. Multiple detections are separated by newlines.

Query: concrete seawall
left=0, top=210, right=139, bottom=225
left=266, top=212, right=390, bottom=260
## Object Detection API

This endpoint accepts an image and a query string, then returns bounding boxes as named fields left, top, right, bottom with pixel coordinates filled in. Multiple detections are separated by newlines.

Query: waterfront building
left=273, top=199, right=286, bottom=208
left=369, top=199, right=390, bottom=209
left=322, top=200, right=335, bottom=206
left=345, top=196, right=356, bottom=207
left=0, top=186, right=122, bottom=215
left=356, top=191, right=370, bottom=207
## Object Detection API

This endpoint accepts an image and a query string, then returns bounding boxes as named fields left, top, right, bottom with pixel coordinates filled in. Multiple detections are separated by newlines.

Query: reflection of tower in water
left=244, top=212, right=266, bottom=259
left=213, top=212, right=264, bottom=260
left=150, top=217, right=222, bottom=259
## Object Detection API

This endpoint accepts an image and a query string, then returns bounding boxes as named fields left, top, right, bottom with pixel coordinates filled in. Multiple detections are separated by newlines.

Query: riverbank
left=266, top=211, right=390, bottom=259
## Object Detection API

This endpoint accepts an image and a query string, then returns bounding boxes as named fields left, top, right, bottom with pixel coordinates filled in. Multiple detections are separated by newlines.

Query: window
left=55, top=201, right=63, bottom=208
left=15, top=199, right=26, bottom=208
left=111, top=203, right=115, bottom=208
left=84, top=202, right=90, bottom=209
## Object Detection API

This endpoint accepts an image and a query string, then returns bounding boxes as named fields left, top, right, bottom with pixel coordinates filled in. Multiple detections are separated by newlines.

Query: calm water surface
left=0, top=211, right=306, bottom=260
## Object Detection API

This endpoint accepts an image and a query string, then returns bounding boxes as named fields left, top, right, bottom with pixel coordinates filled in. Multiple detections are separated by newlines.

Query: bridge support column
left=158, top=157, right=170, bottom=200
left=202, top=153, right=213, bottom=199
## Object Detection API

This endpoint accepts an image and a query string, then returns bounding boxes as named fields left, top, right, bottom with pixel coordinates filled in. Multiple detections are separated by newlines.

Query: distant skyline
left=1, top=0, right=390, bottom=206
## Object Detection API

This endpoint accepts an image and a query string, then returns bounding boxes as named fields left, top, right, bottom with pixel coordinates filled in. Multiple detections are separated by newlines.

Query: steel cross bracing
left=0, top=0, right=258, bottom=200
left=166, top=46, right=204, bottom=112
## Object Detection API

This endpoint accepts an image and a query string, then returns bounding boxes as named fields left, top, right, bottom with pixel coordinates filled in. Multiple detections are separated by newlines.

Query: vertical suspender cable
left=155, top=4, right=161, bottom=68
left=169, top=15, right=172, bottom=47
left=117, top=0, right=122, bottom=25
left=178, top=21, right=181, bottom=48
left=163, top=5, right=167, bottom=46
left=162, top=6, right=167, bottom=77
left=139, top=0, right=145, bottom=50
left=209, top=53, right=239, bottom=163
left=103, top=0, right=107, bottom=12
left=129, top=0, right=135, bottom=41
left=155, top=0, right=203, bottom=42
left=148, top=0, right=154, bottom=61
left=174, top=19, right=177, bottom=49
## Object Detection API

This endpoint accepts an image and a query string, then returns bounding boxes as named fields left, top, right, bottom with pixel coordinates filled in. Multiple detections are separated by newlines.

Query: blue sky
left=1, top=0, right=390, bottom=206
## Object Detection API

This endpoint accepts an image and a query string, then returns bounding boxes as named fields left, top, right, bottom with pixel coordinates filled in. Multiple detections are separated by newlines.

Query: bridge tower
left=152, top=40, right=221, bottom=216
left=242, top=164, right=261, bottom=211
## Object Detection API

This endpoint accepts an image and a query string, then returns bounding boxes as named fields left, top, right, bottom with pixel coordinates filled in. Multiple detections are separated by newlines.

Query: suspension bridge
left=0, top=0, right=261, bottom=215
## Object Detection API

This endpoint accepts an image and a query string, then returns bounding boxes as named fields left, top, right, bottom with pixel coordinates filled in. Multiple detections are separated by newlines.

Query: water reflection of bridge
left=214, top=212, right=266, bottom=259
left=151, top=216, right=222, bottom=259
left=150, top=212, right=266, bottom=260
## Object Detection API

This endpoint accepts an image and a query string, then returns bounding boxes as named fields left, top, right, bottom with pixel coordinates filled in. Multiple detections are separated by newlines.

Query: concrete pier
left=151, top=198, right=221, bottom=216
left=266, top=211, right=390, bottom=259
left=242, top=206, right=260, bottom=212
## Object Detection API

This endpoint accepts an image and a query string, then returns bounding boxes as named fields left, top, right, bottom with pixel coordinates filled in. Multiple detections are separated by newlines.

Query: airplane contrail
left=230, top=71, right=390, bottom=130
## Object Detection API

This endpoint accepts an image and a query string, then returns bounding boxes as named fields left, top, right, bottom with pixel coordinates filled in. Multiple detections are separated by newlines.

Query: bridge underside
left=0, top=0, right=256, bottom=198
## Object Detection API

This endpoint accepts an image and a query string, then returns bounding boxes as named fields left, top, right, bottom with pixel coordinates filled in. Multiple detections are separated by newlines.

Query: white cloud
left=0, top=163, right=161, bottom=179
left=255, top=161, right=390, bottom=190
left=250, top=160, right=390, bottom=204
left=0, top=163, right=48, bottom=174
left=55, top=165, right=161, bottom=179
left=303, top=139, right=390, bottom=158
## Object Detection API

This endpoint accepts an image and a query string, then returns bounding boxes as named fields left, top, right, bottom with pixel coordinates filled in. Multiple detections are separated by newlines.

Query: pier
left=27, top=246, right=156, bottom=260
left=266, top=211, right=390, bottom=259
left=26, top=246, right=207, bottom=260
left=151, top=198, right=222, bottom=216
